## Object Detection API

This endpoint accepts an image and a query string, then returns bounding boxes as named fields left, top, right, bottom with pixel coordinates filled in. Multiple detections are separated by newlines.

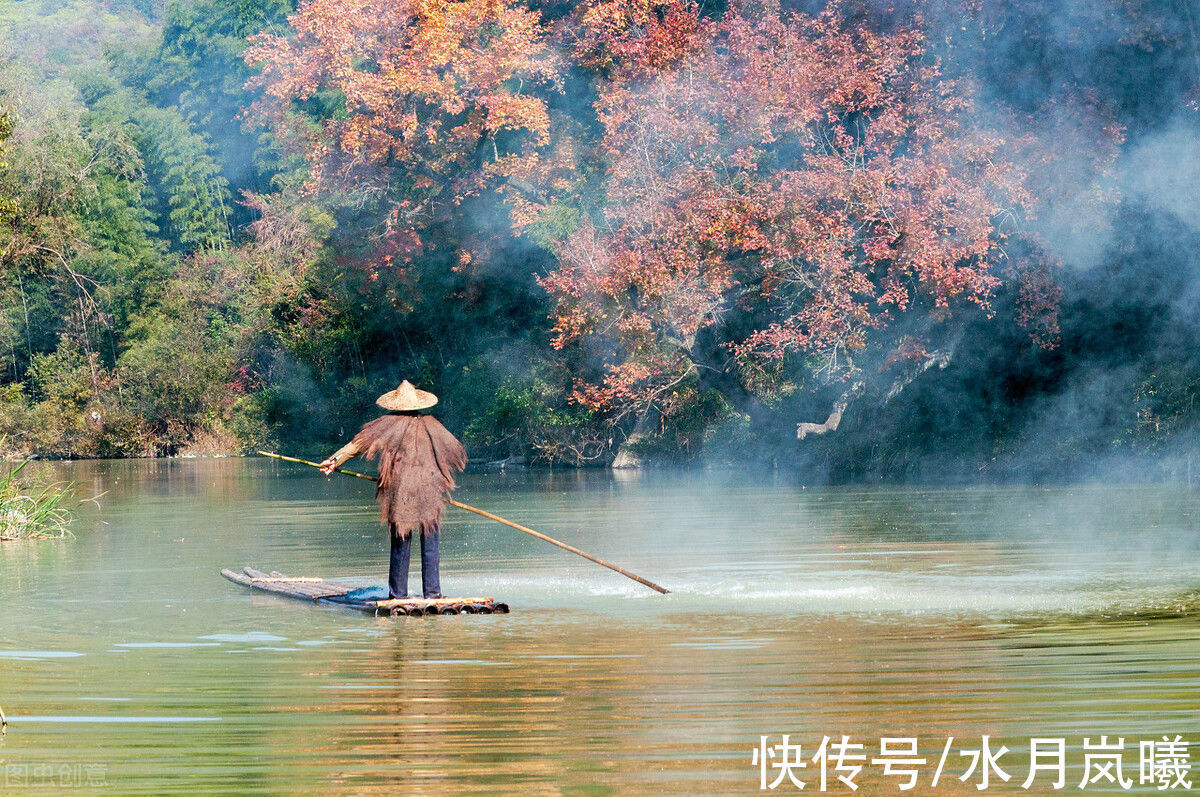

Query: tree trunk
left=612, top=405, right=660, bottom=469
left=796, top=381, right=865, bottom=440
left=882, top=347, right=955, bottom=404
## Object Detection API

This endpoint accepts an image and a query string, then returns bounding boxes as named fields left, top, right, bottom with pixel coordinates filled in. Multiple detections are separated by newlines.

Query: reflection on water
left=0, top=459, right=1197, bottom=792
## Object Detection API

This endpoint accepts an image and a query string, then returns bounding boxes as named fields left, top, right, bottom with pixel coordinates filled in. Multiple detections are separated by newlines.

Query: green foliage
left=108, top=0, right=296, bottom=197
left=0, top=109, right=14, bottom=223
left=523, top=203, right=581, bottom=253
left=0, top=345, right=141, bottom=457
left=463, top=374, right=605, bottom=465
left=81, top=79, right=232, bottom=253
left=0, top=86, right=104, bottom=371
left=0, top=0, right=155, bottom=80
left=130, top=105, right=230, bottom=251
left=1127, top=367, right=1200, bottom=451
left=24, top=348, right=105, bottom=456
left=701, top=410, right=759, bottom=465
left=619, top=385, right=733, bottom=466
left=120, top=315, right=232, bottom=433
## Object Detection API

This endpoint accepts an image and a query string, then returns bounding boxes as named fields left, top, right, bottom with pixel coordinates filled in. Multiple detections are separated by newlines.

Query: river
left=0, top=459, right=1197, bottom=793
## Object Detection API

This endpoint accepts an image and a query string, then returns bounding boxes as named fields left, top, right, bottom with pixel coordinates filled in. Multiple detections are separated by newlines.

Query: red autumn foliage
left=539, top=0, right=1038, bottom=415
left=568, top=0, right=713, bottom=77
left=1013, top=259, right=1063, bottom=350
left=243, top=0, right=1078, bottom=438
left=244, top=0, right=560, bottom=265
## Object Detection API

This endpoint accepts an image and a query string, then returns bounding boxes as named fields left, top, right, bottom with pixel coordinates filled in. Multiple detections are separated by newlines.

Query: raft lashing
left=221, top=567, right=509, bottom=616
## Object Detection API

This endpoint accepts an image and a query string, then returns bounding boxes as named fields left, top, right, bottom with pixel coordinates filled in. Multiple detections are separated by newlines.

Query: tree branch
left=796, top=379, right=865, bottom=439
left=882, top=327, right=964, bottom=405
left=882, top=347, right=954, bottom=404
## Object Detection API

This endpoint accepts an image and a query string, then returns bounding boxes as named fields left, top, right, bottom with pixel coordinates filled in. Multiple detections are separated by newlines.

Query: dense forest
left=0, top=0, right=1198, bottom=480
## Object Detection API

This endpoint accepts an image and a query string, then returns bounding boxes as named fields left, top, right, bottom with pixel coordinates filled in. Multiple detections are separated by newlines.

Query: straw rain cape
left=350, top=414, right=467, bottom=538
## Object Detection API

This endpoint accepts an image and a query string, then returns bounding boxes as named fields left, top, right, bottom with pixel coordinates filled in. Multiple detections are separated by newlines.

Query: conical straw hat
left=376, top=380, right=438, bottom=411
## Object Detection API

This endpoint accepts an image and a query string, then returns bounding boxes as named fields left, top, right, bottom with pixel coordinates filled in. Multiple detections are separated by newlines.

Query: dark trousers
left=388, top=526, right=442, bottom=599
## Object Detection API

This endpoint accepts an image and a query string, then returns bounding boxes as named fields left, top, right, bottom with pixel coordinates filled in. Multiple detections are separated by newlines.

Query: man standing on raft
left=319, top=381, right=467, bottom=599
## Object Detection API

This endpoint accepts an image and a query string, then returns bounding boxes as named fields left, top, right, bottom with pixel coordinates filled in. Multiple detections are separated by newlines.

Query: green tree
left=109, top=0, right=297, bottom=199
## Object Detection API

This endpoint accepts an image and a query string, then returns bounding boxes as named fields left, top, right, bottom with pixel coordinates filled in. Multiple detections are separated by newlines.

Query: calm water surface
left=0, top=459, right=1198, bottom=793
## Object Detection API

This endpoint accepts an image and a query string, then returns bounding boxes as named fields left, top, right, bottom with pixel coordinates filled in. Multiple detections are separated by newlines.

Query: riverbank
left=6, top=447, right=1200, bottom=491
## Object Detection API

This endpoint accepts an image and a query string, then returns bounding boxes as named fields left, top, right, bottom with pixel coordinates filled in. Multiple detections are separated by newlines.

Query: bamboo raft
left=221, top=567, right=509, bottom=617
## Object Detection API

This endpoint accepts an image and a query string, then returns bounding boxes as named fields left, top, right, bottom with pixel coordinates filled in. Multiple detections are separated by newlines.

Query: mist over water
left=0, top=460, right=1197, bottom=792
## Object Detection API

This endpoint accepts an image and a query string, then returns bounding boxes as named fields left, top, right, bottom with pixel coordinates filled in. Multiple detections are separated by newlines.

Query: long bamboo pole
left=257, top=451, right=670, bottom=594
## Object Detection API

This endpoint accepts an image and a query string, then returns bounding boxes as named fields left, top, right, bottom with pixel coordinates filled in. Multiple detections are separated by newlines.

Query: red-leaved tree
left=244, top=0, right=560, bottom=267
left=539, top=0, right=1047, bottom=456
